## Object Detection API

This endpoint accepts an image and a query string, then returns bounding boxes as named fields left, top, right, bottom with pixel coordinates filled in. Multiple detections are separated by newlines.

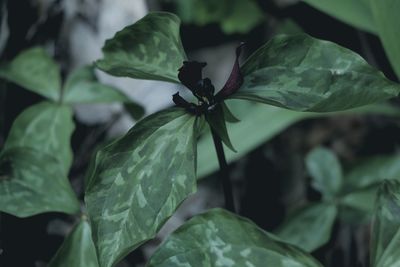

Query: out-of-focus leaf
left=48, top=219, right=99, bottom=267
left=370, top=0, right=400, bottom=80
left=4, top=102, right=74, bottom=175
left=343, top=154, right=400, bottom=190
left=275, top=203, right=337, bottom=252
left=371, top=180, right=400, bottom=267
left=63, top=66, right=132, bottom=104
left=0, top=147, right=79, bottom=217
left=147, top=208, right=323, bottom=267
left=124, top=103, right=146, bottom=121
left=0, top=2, right=9, bottom=56
left=306, top=147, right=343, bottom=198
left=172, top=0, right=263, bottom=34
left=340, top=185, right=378, bottom=213
left=302, top=0, right=376, bottom=34
left=85, top=108, right=198, bottom=267
left=0, top=47, right=61, bottom=101
left=96, top=12, right=187, bottom=83
left=206, top=104, right=236, bottom=152
left=197, top=100, right=400, bottom=179
left=234, top=34, right=400, bottom=112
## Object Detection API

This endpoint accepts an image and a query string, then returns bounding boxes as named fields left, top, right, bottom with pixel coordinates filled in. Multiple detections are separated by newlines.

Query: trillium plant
left=2, top=10, right=400, bottom=267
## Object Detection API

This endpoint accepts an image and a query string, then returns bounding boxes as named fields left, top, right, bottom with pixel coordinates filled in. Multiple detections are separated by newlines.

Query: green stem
left=210, top=127, right=236, bottom=213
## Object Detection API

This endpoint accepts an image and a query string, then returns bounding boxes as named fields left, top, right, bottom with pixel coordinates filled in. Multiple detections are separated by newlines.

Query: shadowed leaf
left=96, top=12, right=187, bottom=83
left=148, top=208, right=323, bottom=267
left=85, top=108, right=198, bottom=267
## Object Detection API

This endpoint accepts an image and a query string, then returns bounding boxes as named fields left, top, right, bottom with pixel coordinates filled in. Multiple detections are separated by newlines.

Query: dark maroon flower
left=178, top=61, right=207, bottom=92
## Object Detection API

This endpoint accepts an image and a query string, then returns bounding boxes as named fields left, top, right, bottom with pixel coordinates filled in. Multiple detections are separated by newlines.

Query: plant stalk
left=210, top=128, right=236, bottom=213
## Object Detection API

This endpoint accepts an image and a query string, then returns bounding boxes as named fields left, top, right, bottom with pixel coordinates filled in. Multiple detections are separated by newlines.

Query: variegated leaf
left=147, top=208, right=323, bottom=267
left=371, top=180, right=400, bottom=267
left=4, top=102, right=75, bottom=175
left=233, top=34, right=400, bottom=112
left=48, top=219, right=99, bottom=267
left=63, top=66, right=132, bottom=104
left=0, top=147, right=80, bottom=217
left=275, top=203, right=337, bottom=252
left=85, top=108, right=198, bottom=267
left=96, top=12, right=187, bottom=83
left=0, top=47, right=61, bottom=101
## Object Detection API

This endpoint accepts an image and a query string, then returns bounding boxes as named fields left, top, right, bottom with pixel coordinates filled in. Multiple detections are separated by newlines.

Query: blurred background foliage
left=1, top=0, right=400, bottom=266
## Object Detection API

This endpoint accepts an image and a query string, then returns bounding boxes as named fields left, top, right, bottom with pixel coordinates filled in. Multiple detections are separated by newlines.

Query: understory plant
left=2, top=10, right=400, bottom=267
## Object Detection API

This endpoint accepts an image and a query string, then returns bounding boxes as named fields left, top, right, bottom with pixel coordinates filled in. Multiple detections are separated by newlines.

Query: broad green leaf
left=0, top=147, right=79, bottom=217
left=0, top=47, right=61, bottom=101
left=302, top=0, right=376, bottom=34
left=340, top=185, right=378, bottom=213
left=233, top=34, right=400, bottom=112
left=275, top=203, right=337, bottom=252
left=96, top=12, right=187, bottom=83
left=63, top=66, right=132, bottom=104
left=206, top=104, right=236, bottom=152
left=48, top=219, right=99, bottom=267
left=148, top=208, right=323, bottom=267
left=343, top=154, right=400, bottom=190
left=85, top=108, right=198, bottom=267
left=305, top=147, right=343, bottom=198
left=197, top=100, right=400, bottom=179
left=4, top=102, right=75, bottom=174
left=371, top=180, right=400, bottom=267
left=370, top=0, right=400, bottom=79
left=171, top=0, right=263, bottom=34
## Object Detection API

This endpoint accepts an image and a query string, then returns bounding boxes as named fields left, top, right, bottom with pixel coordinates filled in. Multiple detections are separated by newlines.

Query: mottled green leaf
left=206, top=104, right=236, bottom=152
left=302, top=0, right=376, bottom=34
left=63, top=66, right=132, bottom=104
left=233, top=34, right=400, bottom=112
left=96, top=12, right=187, bottom=83
left=306, top=147, right=343, bottom=198
left=85, top=108, right=198, bottom=267
left=0, top=147, right=79, bottom=217
left=275, top=203, right=337, bottom=252
left=48, top=219, right=99, bottom=267
left=370, top=0, right=400, bottom=79
left=371, top=180, right=400, bottom=267
left=197, top=100, right=400, bottom=179
left=4, top=102, right=74, bottom=174
left=0, top=47, right=61, bottom=101
left=148, top=208, right=323, bottom=267
left=343, top=154, right=400, bottom=190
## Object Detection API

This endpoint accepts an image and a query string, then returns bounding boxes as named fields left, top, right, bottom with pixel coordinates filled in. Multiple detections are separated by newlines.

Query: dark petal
left=178, top=61, right=207, bottom=91
left=172, top=92, right=191, bottom=108
left=215, top=43, right=245, bottom=101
